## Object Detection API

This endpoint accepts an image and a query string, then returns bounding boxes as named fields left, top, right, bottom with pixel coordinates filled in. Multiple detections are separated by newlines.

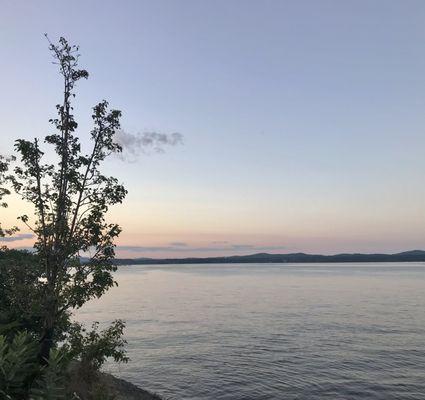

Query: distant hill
left=112, top=250, right=425, bottom=265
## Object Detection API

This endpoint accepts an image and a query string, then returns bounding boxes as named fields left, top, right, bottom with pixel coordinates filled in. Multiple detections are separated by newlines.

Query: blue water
left=77, top=263, right=425, bottom=399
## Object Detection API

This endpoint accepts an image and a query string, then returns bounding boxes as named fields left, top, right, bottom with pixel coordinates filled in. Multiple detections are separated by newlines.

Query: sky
left=1, top=0, right=425, bottom=257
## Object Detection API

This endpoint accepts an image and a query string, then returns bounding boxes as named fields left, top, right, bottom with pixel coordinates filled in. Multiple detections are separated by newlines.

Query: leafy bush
left=30, top=349, right=70, bottom=400
left=0, top=249, right=72, bottom=344
left=0, top=332, right=71, bottom=400
left=67, top=320, right=128, bottom=379
left=0, top=332, right=38, bottom=399
left=0, top=250, right=45, bottom=338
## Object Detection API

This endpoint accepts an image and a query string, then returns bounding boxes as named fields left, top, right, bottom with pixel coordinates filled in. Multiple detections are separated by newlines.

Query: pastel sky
left=1, top=0, right=425, bottom=257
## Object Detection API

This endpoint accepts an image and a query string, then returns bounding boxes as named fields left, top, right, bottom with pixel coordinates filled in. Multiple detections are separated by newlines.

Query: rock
left=98, top=371, right=163, bottom=400
left=68, top=361, right=163, bottom=400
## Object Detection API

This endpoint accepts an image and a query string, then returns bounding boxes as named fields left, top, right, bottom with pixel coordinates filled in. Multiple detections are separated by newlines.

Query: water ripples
left=77, top=263, right=425, bottom=399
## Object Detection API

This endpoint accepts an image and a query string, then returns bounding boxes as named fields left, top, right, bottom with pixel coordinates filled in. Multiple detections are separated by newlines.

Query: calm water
left=77, top=263, right=425, bottom=399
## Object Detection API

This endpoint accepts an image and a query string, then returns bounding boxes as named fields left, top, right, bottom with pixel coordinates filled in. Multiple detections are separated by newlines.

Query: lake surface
left=76, top=263, right=425, bottom=399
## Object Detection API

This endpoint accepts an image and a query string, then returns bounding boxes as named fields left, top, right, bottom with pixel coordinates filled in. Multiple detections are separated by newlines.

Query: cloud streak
left=115, top=130, right=184, bottom=161
left=117, top=243, right=287, bottom=253
left=0, top=233, right=34, bottom=242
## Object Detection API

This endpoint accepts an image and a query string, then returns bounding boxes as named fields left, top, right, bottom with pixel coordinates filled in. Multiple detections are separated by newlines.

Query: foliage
left=0, top=237, right=128, bottom=400
left=0, top=332, right=38, bottom=399
left=0, top=332, right=73, bottom=400
left=0, top=249, right=73, bottom=345
left=0, top=250, right=45, bottom=339
left=3, top=36, right=127, bottom=361
left=0, top=35, right=130, bottom=398
left=0, top=155, right=18, bottom=242
left=30, top=349, right=70, bottom=400
left=66, top=320, right=128, bottom=379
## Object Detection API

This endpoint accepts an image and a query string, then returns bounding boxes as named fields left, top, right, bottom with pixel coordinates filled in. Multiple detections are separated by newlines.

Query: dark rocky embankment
left=98, top=372, right=163, bottom=400
left=68, top=362, right=163, bottom=400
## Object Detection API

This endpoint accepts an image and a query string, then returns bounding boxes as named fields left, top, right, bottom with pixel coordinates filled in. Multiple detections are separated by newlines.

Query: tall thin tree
left=9, top=36, right=127, bottom=362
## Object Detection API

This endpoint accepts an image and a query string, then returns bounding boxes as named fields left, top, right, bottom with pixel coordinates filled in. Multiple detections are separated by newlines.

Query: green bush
left=66, top=320, right=128, bottom=381
left=0, top=250, right=45, bottom=339
left=0, top=332, right=72, bottom=400
left=0, top=332, right=38, bottom=399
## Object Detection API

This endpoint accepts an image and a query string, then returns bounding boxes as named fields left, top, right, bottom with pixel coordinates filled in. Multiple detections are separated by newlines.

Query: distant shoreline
left=110, top=250, right=425, bottom=265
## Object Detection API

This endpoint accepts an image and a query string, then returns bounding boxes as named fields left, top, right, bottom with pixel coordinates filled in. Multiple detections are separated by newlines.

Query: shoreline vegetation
left=112, top=249, right=425, bottom=265
left=0, top=36, right=140, bottom=400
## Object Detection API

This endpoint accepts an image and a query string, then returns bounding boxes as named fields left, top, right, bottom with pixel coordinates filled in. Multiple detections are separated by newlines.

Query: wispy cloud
left=117, top=243, right=287, bottom=254
left=0, top=233, right=34, bottom=242
left=115, top=130, right=184, bottom=161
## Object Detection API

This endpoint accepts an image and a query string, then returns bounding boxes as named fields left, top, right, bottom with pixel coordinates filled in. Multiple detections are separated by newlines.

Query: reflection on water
left=76, top=263, right=425, bottom=399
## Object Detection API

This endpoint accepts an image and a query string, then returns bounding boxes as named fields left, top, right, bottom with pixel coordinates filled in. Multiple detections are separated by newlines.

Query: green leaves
left=0, top=250, right=45, bottom=339
left=0, top=34, right=131, bottom=400
left=0, top=155, right=18, bottom=241
left=66, top=320, right=128, bottom=375
left=0, top=332, right=38, bottom=398
left=0, top=332, right=71, bottom=400
left=30, top=349, right=70, bottom=400
left=9, top=36, right=127, bottom=319
left=1, top=35, right=128, bottom=389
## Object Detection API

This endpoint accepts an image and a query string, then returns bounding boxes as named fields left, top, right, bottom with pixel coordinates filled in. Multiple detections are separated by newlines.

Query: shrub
left=0, top=332, right=38, bottom=399
left=0, top=332, right=71, bottom=400
left=67, top=320, right=128, bottom=380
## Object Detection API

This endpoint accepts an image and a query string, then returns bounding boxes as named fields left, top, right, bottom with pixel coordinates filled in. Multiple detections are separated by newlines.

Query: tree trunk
left=39, top=295, right=56, bottom=365
left=39, top=325, right=55, bottom=365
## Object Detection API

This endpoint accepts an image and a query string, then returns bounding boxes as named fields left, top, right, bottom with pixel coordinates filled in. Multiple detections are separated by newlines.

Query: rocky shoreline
left=98, top=372, right=163, bottom=400
left=68, top=361, right=163, bottom=400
